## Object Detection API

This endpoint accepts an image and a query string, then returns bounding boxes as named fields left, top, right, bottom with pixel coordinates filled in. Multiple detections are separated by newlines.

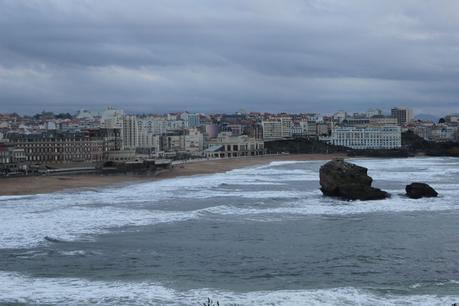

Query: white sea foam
left=352, top=157, right=459, bottom=182
left=203, top=193, right=459, bottom=218
left=0, top=167, right=317, bottom=206
left=0, top=272, right=456, bottom=306
left=0, top=157, right=458, bottom=249
left=0, top=206, right=198, bottom=249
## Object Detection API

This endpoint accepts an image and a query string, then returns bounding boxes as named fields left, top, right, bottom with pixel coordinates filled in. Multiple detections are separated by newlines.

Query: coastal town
left=0, top=106, right=458, bottom=176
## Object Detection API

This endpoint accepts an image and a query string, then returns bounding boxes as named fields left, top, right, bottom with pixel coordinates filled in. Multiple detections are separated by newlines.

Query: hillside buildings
left=1, top=106, right=457, bottom=175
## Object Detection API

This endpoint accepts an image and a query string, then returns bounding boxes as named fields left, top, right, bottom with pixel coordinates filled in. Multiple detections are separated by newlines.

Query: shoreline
left=0, top=154, right=346, bottom=196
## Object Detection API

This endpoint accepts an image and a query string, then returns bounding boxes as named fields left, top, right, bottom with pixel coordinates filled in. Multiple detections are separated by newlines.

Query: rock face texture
left=405, top=182, right=438, bottom=199
left=319, top=159, right=389, bottom=201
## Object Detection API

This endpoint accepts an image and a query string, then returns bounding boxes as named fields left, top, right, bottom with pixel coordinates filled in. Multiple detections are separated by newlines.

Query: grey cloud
left=0, top=0, right=458, bottom=115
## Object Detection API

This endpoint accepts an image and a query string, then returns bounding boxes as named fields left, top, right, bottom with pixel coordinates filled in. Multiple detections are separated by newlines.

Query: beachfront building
left=330, top=126, right=401, bottom=150
left=6, top=131, right=105, bottom=163
left=205, top=132, right=264, bottom=158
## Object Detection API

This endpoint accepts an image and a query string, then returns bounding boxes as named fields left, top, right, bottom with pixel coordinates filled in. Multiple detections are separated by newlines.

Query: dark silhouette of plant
left=203, top=297, right=220, bottom=306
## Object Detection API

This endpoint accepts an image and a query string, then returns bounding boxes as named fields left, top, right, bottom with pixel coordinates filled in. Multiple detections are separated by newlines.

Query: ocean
left=0, top=157, right=458, bottom=305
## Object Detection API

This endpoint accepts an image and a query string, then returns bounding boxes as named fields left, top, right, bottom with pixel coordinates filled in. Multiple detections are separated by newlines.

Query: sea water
left=0, top=157, right=458, bottom=305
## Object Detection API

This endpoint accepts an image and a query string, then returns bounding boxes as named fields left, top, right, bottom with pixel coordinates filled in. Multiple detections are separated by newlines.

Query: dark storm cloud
left=0, top=0, right=458, bottom=115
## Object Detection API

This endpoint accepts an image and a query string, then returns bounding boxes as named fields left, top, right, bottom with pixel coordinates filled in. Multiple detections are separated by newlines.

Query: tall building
left=391, top=107, right=413, bottom=125
left=262, top=117, right=292, bottom=140
left=122, top=115, right=139, bottom=149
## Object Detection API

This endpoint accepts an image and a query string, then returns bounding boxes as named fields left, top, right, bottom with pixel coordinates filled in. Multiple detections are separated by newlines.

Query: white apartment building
left=331, top=126, right=401, bottom=149
left=262, top=117, right=292, bottom=140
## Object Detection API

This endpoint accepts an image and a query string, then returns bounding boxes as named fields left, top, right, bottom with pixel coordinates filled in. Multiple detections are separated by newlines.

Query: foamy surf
left=0, top=157, right=458, bottom=249
left=0, top=272, right=457, bottom=306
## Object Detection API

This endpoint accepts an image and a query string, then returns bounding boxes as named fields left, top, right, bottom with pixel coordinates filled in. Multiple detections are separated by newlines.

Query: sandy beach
left=0, top=153, right=346, bottom=196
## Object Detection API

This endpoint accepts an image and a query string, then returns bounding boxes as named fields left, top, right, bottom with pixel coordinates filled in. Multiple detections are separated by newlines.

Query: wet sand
left=0, top=153, right=346, bottom=196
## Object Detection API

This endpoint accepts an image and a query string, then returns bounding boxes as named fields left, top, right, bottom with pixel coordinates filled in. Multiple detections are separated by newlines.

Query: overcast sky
left=1, top=0, right=458, bottom=115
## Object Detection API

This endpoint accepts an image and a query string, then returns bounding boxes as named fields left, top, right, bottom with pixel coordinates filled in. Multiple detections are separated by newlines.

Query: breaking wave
left=0, top=272, right=457, bottom=306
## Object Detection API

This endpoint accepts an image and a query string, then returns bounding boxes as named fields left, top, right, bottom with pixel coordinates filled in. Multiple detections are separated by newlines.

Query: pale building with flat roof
left=330, top=126, right=401, bottom=150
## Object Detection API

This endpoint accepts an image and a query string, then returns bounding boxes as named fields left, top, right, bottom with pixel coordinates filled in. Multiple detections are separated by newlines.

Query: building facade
left=330, top=126, right=401, bottom=150
left=205, top=133, right=264, bottom=158
left=6, top=131, right=105, bottom=163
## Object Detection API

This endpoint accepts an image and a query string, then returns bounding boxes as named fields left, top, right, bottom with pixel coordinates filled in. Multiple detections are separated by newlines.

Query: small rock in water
left=319, top=158, right=390, bottom=201
left=405, top=182, right=438, bottom=199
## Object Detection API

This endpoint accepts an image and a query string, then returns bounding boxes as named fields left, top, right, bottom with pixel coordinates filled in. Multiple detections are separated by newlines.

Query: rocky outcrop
left=319, top=159, right=390, bottom=201
left=405, top=182, right=438, bottom=199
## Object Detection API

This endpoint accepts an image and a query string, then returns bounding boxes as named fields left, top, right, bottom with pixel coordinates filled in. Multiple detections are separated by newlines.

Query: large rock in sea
left=319, top=159, right=389, bottom=201
left=405, top=182, right=438, bottom=199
